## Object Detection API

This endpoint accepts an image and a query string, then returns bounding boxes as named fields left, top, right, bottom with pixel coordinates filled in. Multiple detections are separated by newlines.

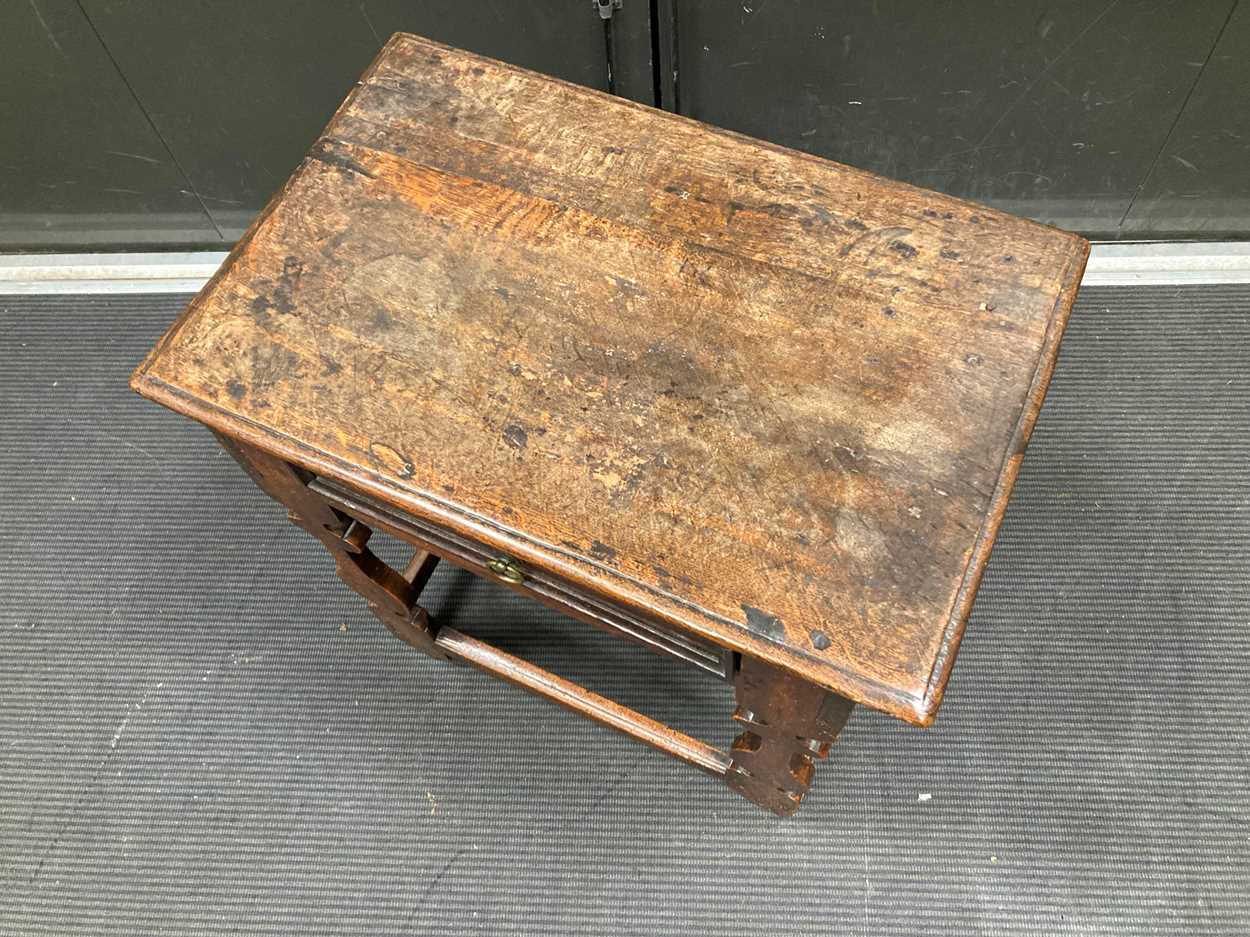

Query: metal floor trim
left=1, top=241, right=1249, bottom=294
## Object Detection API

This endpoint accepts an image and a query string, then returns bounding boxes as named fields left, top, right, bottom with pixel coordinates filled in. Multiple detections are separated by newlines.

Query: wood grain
left=132, top=33, right=1088, bottom=726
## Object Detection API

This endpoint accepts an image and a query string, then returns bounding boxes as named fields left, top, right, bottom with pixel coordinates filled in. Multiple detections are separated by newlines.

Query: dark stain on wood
left=310, top=139, right=378, bottom=179
left=742, top=605, right=785, bottom=643
left=589, top=540, right=617, bottom=561
left=501, top=423, right=528, bottom=451
left=888, top=239, right=918, bottom=259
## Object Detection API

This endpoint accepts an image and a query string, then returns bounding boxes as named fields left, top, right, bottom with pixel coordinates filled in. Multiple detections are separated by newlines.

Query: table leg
left=214, top=434, right=450, bottom=660
left=213, top=436, right=851, bottom=816
left=726, top=654, right=855, bottom=815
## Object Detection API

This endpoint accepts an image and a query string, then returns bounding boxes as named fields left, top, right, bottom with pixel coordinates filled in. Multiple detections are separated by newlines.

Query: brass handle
left=487, top=555, right=526, bottom=584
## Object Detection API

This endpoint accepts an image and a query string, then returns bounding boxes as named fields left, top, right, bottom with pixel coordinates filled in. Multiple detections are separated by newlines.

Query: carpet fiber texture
left=1, top=286, right=1248, bottom=935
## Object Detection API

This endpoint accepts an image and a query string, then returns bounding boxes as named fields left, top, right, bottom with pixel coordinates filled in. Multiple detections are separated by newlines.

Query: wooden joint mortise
left=726, top=654, right=855, bottom=816
left=213, top=433, right=451, bottom=661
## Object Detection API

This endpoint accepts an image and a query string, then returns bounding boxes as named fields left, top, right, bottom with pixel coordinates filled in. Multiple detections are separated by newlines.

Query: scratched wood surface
left=132, top=33, right=1088, bottom=725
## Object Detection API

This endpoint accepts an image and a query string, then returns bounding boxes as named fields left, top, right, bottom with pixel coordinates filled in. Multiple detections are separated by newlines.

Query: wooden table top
left=133, top=33, right=1088, bottom=726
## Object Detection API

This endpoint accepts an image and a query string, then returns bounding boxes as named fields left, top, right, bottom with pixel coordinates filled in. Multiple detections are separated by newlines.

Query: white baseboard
left=0, top=252, right=229, bottom=295
left=1, top=242, right=1247, bottom=295
left=1080, top=241, right=1250, bottom=286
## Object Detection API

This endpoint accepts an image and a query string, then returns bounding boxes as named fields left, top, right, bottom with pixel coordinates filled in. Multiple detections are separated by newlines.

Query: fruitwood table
left=132, top=34, right=1088, bottom=815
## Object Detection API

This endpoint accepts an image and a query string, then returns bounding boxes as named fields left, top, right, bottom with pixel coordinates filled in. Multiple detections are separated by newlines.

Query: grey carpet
left=1, top=286, right=1247, bottom=936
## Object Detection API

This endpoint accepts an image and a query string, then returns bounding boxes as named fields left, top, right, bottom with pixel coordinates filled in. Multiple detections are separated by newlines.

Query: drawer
left=308, top=476, right=733, bottom=680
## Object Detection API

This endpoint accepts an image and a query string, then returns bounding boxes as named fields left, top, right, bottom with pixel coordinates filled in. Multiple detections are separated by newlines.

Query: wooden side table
left=132, top=34, right=1088, bottom=815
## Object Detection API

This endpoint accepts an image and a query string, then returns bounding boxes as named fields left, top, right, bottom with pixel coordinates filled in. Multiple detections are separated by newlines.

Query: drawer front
left=308, top=476, right=732, bottom=680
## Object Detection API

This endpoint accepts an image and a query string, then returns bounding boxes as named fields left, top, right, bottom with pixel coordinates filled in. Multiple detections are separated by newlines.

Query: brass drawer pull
left=487, top=555, right=525, bottom=584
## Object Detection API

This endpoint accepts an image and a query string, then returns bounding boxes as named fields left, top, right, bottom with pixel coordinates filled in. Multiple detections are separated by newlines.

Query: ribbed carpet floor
left=1, top=286, right=1247, bottom=935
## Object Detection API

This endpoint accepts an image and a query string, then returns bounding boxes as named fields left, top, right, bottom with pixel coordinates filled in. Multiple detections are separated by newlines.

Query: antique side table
left=132, top=34, right=1088, bottom=815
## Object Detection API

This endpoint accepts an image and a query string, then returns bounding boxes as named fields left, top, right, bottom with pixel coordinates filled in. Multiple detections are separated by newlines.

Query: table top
left=132, top=33, right=1088, bottom=726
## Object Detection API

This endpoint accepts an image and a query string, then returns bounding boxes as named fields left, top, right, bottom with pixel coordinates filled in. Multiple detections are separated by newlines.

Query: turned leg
left=726, top=654, right=854, bottom=816
left=214, top=434, right=450, bottom=660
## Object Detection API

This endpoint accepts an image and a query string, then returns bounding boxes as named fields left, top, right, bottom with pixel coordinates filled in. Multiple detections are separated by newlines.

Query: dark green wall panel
left=609, top=1, right=660, bottom=106
left=1, top=1, right=1246, bottom=249
left=663, top=0, right=1239, bottom=239
left=0, top=0, right=219, bottom=248
left=1123, top=2, right=1250, bottom=237
left=77, top=0, right=649, bottom=241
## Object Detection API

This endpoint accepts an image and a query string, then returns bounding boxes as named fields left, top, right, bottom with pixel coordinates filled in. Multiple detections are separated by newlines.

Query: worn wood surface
left=132, top=33, right=1088, bottom=726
